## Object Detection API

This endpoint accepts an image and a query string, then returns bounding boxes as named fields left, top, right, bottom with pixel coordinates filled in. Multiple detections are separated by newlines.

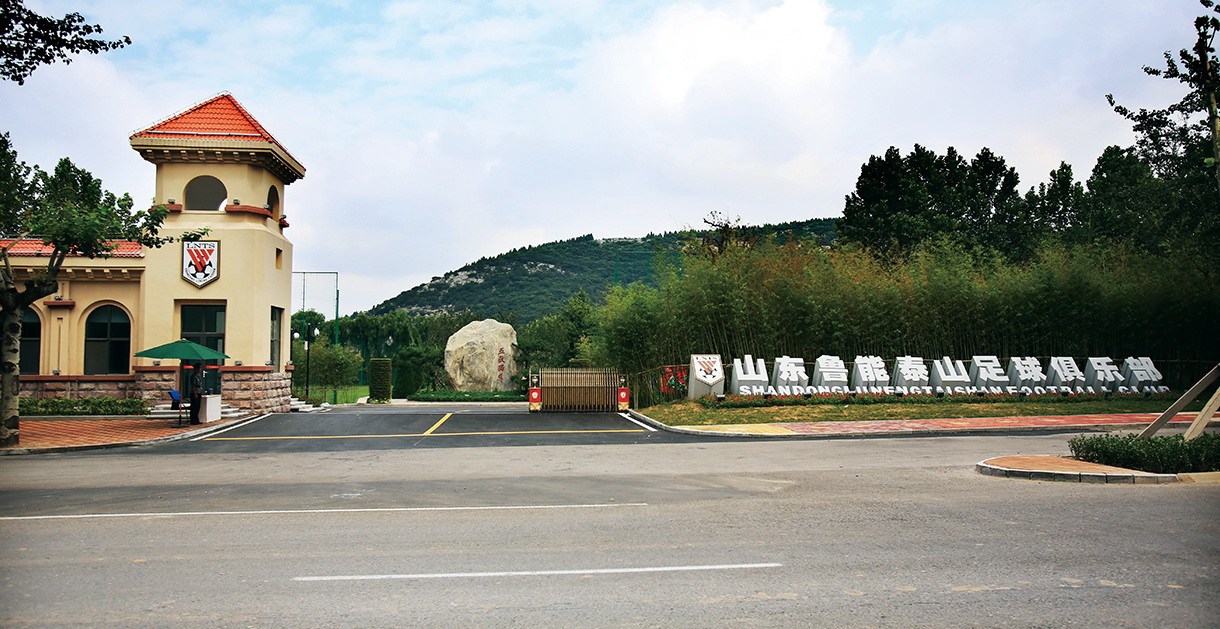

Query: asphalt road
left=150, top=404, right=705, bottom=454
left=1, top=406, right=1217, bottom=628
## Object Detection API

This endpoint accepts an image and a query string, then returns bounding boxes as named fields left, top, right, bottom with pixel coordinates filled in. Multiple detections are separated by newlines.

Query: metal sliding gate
left=530, top=368, right=623, bottom=412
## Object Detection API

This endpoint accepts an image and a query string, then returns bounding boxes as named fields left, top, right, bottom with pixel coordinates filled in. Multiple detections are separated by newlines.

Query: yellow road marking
left=423, top=413, right=453, bottom=435
left=205, top=428, right=646, bottom=441
left=427, top=429, right=644, bottom=436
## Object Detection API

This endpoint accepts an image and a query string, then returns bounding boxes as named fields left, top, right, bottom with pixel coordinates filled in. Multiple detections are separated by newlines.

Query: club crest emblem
left=182, top=241, right=220, bottom=287
left=691, top=354, right=724, bottom=386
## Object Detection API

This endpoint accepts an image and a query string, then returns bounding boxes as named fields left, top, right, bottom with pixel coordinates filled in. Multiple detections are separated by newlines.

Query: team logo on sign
left=691, top=354, right=724, bottom=386
left=182, top=241, right=220, bottom=287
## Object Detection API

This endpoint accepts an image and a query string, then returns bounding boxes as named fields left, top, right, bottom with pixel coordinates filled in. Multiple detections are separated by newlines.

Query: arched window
left=184, top=176, right=228, bottom=211
left=84, top=305, right=131, bottom=375
left=20, top=309, right=40, bottom=375
left=266, top=186, right=280, bottom=218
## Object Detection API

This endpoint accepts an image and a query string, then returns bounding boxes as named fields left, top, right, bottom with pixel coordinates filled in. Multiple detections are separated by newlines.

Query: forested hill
left=367, top=218, right=836, bottom=322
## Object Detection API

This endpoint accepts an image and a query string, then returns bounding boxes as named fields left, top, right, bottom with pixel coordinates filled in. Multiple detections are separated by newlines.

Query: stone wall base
left=21, top=371, right=292, bottom=414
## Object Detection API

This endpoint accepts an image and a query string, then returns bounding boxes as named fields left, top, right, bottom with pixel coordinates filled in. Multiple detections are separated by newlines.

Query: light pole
left=292, top=331, right=300, bottom=397
left=307, top=327, right=319, bottom=397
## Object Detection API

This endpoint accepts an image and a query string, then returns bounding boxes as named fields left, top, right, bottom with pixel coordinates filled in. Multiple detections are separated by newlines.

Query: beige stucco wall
left=18, top=157, right=296, bottom=377
left=155, top=162, right=285, bottom=219
left=136, top=207, right=294, bottom=371
left=24, top=259, right=143, bottom=375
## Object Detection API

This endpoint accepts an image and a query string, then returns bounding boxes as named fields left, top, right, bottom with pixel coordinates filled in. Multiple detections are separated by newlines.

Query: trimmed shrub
left=368, top=358, right=393, bottom=402
left=1069, top=433, right=1220, bottom=474
left=20, top=396, right=147, bottom=416
left=392, top=346, right=443, bottom=398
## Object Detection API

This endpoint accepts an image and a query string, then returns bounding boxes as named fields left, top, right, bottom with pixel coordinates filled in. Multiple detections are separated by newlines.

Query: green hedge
left=368, top=358, right=393, bottom=402
left=20, top=396, right=147, bottom=416
left=1069, top=433, right=1220, bottom=474
left=406, top=390, right=526, bottom=402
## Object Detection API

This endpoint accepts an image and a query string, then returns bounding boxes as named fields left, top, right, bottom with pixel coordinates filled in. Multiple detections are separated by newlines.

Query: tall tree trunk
left=0, top=306, right=22, bottom=446
left=0, top=277, right=59, bottom=447
left=1210, top=89, right=1219, bottom=195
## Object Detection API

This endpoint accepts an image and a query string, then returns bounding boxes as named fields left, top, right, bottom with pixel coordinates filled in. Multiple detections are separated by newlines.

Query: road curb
left=975, top=457, right=1180, bottom=484
left=625, top=411, right=1191, bottom=440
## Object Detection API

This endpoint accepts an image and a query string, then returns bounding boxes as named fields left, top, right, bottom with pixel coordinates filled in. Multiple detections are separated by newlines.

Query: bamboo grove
left=586, top=239, right=1218, bottom=389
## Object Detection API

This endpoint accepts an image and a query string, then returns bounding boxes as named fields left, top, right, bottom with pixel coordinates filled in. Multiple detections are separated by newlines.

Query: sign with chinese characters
left=182, top=240, right=220, bottom=288
left=711, top=354, right=1167, bottom=397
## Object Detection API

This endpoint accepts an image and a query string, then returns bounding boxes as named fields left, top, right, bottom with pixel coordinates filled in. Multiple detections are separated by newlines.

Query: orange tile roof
left=130, top=93, right=293, bottom=157
left=0, top=239, right=143, bottom=257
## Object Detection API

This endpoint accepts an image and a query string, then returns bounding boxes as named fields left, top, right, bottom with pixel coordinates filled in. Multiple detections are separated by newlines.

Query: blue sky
left=0, top=0, right=1203, bottom=315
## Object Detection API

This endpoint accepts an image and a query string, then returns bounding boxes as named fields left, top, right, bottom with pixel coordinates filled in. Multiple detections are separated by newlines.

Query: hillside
left=367, top=218, right=836, bottom=321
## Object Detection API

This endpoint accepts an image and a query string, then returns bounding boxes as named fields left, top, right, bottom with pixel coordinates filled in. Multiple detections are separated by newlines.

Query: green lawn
left=293, top=385, right=368, bottom=405
left=641, top=397, right=1203, bottom=426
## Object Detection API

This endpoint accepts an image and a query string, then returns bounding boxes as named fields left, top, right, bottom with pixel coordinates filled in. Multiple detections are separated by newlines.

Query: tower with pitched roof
left=127, top=93, right=305, bottom=411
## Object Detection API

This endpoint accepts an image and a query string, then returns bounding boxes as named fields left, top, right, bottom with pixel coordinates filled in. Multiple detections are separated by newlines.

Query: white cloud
left=3, top=0, right=1205, bottom=315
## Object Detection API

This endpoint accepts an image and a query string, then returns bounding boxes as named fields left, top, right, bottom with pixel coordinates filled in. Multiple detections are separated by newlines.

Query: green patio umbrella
left=134, top=339, right=229, bottom=361
left=135, top=340, right=228, bottom=426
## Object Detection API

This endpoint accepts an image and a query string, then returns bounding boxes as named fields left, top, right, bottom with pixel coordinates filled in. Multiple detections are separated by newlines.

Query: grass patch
left=292, top=385, right=369, bottom=406
left=641, top=397, right=1204, bottom=426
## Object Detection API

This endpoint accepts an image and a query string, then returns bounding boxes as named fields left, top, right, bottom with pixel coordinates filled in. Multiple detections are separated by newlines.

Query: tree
left=1107, top=0, right=1220, bottom=267
left=683, top=211, right=759, bottom=260
left=0, top=134, right=200, bottom=446
left=1108, top=0, right=1218, bottom=193
left=839, top=145, right=1040, bottom=259
left=0, top=0, right=131, bottom=84
left=517, top=290, right=598, bottom=369
left=1077, top=146, right=1164, bottom=247
left=291, top=309, right=326, bottom=338
left=290, top=337, right=362, bottom=393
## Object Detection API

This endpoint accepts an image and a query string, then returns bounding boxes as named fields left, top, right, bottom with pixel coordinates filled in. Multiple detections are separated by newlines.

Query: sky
left=0, top=0, right=1203, bottom=316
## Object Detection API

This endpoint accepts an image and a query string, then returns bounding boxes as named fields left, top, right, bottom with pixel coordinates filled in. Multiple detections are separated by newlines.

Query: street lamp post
left=306, top=327, right=319, bottom=398
left=292, top=331, right=301, bottom=397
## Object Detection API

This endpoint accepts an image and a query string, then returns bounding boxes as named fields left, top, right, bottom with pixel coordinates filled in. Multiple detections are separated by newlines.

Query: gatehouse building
left=15, top=93, right=302, bottom=413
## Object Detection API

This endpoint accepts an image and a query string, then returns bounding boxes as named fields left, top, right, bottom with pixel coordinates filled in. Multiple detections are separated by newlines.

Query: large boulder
left=444, top=319, right=519, bottom=392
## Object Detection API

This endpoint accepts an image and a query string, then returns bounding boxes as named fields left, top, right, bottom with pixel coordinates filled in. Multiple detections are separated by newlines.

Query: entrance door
left=181, top=304, right=225, bottom=394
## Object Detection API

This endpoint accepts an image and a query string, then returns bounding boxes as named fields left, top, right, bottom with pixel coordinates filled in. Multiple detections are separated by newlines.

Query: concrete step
left=290, top=397, right=323, bottom=413
left=148, top=402, right=248, bottom=421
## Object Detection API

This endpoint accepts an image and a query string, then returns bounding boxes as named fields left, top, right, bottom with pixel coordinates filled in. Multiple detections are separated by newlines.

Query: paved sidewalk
left=0, top=415, right=252, bottom=454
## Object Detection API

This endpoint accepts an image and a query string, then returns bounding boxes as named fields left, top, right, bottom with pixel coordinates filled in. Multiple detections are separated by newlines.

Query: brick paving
left=3, top=416, right=245, bottom=451
left=984, top=455, right=1161, bottom=476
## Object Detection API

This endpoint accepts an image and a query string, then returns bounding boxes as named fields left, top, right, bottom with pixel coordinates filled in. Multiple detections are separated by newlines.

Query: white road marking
left=191, top=413, right=272, bottom=440
left=294, top=563, right=783, bottom=582
left=0, top=502, right=647, bottom=522
left=620, top=413, right=657, bottom=431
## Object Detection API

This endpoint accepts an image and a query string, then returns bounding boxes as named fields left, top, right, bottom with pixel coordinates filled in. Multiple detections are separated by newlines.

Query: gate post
left=528, top=373, right=542, bottom=412
left=617, top=374, right=630, bottom=411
